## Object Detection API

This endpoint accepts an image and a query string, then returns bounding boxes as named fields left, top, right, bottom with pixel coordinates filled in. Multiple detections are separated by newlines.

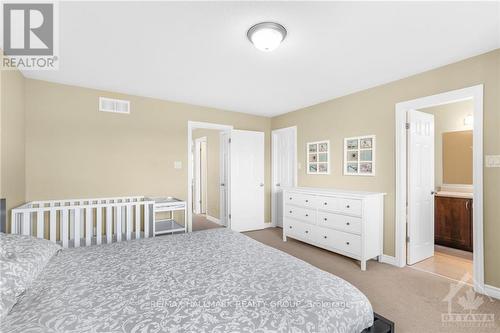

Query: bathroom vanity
left=434, top=191, right=473, bottom=252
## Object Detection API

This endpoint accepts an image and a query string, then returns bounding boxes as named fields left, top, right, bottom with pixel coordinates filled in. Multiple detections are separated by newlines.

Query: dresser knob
left=305, top=230, right=309, bottom=234
left=305, top=214, right=309, bottom=217
left=346, top=205, right=350, bottom=208
left=346, top=222, right=350, bottom=226
left=289, top=210, right=292, bottom=213
left=324, top=202, right=327, bottom=205
left=289, top=226, right=292, bottom=229
left=289, top=197, right=292, bottom=200
left=305, top=199, right=309, bottom=203
left=324, top=218, right=327, bottom=221
left=323, top=235, right=327, bottom=239
left=346, top=241, right=350, bottom=245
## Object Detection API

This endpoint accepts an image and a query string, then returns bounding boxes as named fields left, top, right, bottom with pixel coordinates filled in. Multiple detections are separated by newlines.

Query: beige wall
left=420, top=100, right=474, bottom=187
left=24, top=79, right=272, bottom=223
left=192, top=128, right=221, bottom=219
left=0, top=66, right=26, bottom=228
left=272, top=49, right=500, bottom=288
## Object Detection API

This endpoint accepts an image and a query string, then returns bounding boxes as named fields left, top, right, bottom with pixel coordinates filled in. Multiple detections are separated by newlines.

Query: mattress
left=1, top=228, right=373, bottom=332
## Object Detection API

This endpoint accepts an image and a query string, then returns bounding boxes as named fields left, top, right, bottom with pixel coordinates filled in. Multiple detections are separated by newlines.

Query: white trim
left=439, top=184, right=473, bottom=193
left=193, top=137, right=207, bottom=214
left=271, top=126, right=298, bottom=227
left=263, top=221, right=276, bottom=229
left=205, top=214, right=222, bottom=225
left=395, top=84, right=484, bottom=291
left=484, top=284, right=500, bottom=300
left=187, top=121, right=233, bottom=233
left=378, top=254, right=398, bottom=266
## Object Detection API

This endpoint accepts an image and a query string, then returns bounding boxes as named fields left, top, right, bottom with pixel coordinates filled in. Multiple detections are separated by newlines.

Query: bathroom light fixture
left=247, top=22, right=287, bottom=52
left=464, top=114, right=473, bottom=127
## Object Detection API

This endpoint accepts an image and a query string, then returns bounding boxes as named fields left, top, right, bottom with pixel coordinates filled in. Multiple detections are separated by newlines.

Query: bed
left=1, top=228, right=374, bottom=332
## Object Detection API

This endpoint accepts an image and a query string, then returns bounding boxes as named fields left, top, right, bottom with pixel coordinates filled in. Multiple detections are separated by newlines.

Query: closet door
left=230, top=130, right=265, bottom=232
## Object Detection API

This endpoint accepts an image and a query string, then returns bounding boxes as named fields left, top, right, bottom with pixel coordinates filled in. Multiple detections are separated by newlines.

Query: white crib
left=11, top=196, right=155, bottom=248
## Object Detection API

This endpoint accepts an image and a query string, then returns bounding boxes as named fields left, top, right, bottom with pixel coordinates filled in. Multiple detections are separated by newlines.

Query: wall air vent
left=99, top=97, right=130, bottom=114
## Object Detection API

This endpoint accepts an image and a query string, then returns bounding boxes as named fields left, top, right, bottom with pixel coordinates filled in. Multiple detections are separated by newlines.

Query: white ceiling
left=15, top=1, right=500, bottom=117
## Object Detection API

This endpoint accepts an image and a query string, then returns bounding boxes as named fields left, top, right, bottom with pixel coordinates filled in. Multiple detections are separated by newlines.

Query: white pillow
left=0, top=233, right=61, bottom=319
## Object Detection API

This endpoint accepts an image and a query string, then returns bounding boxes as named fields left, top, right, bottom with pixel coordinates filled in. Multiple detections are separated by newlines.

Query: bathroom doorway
left=395, top=85, right=484, bottom=292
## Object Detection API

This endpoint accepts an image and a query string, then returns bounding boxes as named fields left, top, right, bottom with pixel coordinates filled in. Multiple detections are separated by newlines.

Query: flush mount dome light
left=247, top=22, right=287, bottom=52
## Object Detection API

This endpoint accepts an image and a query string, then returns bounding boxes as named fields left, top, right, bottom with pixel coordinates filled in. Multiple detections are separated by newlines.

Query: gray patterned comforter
left=1, top=228, right=373, bottom=332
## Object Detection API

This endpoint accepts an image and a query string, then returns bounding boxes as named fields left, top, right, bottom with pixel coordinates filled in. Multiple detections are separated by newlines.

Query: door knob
left=220, top=183, right=225, bottom=187
left=259, top=183, right=264, bottom=187
left=276, top=183, right=281, bottom=187
left=431, top=191, right=436, bottom=195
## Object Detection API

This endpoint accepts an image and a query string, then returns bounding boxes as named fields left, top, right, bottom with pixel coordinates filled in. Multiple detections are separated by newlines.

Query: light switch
left=485, top=155, right=500, bottom=168
left=174, top=161, right=182, bottom=169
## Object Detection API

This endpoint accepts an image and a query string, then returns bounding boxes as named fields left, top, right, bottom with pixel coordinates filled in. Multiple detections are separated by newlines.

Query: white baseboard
left=378, top=254, right=399, bottom=266
left=263, top=221, right=276, bottom=229
left=484, top=284, right=500, bottom=300
left=206, top=215, right=222, bottom=225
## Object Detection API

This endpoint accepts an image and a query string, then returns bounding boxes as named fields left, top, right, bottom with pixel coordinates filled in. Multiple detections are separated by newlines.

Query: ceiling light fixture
left=247, top=22, right=287, bottom=52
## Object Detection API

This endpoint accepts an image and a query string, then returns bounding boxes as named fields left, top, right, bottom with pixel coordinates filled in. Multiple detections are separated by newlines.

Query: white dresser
left=282, top=187, right=385, bottom=270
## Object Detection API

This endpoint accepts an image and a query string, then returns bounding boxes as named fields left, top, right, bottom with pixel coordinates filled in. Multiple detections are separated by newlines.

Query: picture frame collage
left=344, top=135, right=376, bottom=176
left=307, top=140, right=330, bottom=174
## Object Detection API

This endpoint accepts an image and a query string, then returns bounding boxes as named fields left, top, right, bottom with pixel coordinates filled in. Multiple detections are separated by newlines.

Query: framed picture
left=344, top=135, right=376, bottom=176
left=307, top=140, right=330, bottom=174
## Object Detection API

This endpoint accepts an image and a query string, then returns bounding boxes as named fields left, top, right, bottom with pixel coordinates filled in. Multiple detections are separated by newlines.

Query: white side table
left=147, top=197, right=187, bottom=236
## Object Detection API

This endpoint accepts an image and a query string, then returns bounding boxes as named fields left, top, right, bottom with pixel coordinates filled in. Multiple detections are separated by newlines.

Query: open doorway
left=188, top=122, right=232, bottom=233
left=191, top=128, right=229, bottom=232
left=395, top=85, right=484, bottom=292
left=408, top=100, right=474, bottom=281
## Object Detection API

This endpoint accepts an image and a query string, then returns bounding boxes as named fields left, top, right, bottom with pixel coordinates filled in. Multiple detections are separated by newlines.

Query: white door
left=193, top=137, right=207, bottom=214
left=219, top=132, right=230, bottom=226
left=272, top=127, right=297, bottom=227
left=230, top=130, right=265, bottom=232
left=407, top=110, right=435, bottom=265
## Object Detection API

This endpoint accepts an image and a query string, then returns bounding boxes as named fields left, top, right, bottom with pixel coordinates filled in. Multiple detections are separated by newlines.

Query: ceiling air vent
left=99, top=97, right=130, bottom=114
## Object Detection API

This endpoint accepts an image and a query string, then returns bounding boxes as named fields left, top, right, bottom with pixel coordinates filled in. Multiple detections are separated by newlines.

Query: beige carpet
left=192, top=214, right=222, bottom=231
left=243, top=227, right=500, bottom=333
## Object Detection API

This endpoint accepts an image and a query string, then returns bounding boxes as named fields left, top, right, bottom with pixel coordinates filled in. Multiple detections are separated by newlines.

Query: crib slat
left=135, top=204, right=140, bottom=239
left=74, top=209, right=81, bottom=248
left=106, top=206, right=112, bottom=244
left=96, top=207, right=102, bottom=245
left=126, top=205, right=132, bottom=241
left=50, top=209, right=56, bottom=242
left=22, top=213, right=30, bottom=236
left=144, top=204, right=150, bottom=238
left=85, top=207, right=92, bottom=246
left=36, top=211, right=44, bottom=239
left=61, top=209, right=69, bottom=248
left=116, top=207, right=122, bottom=242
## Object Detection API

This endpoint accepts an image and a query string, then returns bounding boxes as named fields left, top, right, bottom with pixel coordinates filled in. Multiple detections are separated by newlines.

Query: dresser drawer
left=285, top=193, right=317, bottom=209
left=315, top=227, right=361, bottom=256
left=285, top=219, right=316, bottom=240
left=285, top=205, right=316, bottom=224
left=317, top=211, right=362, bottom=234
left=337, top=198, right=362, bottom=216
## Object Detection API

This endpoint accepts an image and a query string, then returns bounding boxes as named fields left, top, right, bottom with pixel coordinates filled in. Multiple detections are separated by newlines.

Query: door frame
left=271, top=126, right=298, bottom=227
left=193, top=137, right=207, bottom=214
left=395, top=84, right=484, bottom=292
left=187, top=121, right=233, bottom=232
left=219, top=131, right=230, bottom=227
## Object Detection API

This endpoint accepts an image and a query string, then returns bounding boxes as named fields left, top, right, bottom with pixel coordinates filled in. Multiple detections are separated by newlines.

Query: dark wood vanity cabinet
left=435, top=196, right=473, bottom=252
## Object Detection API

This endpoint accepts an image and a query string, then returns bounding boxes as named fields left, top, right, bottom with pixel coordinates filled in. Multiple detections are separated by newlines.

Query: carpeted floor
left=242, top=227, right=500, bottom=333
left=192, top=214, right=223, bottom=231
